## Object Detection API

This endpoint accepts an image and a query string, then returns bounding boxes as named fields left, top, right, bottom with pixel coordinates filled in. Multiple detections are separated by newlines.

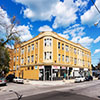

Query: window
left=36, top=54, right=38, bottom=60
left=47, top=38, right=49, bottom=46
left=50, top=39, right=52, bottom=46
left=74, top=48, right=76, bottom=54
left=50, top=52, right=52, bottom=59
left=21, top=58, right=24, bottom=64
left=16, top=65, right=19, bottom=70
left=78, top=50, right=79, bottom=55
left=62, top=44, right=64, bottom=50
left=44, top=39, right=46, bottom=46
left=62, top=55, right=64, bottom=61
left=14, top=48, right=16, bottom=53
left=47, top=52, right=49, bottom=60
left=28, top=67, right=30, bottom=70
left=82, top=52, right=84, bottom=56
left=28, top=46, right=30, bottom=52
left=44, top=52, right=46, bottom=60
left=66, top=56, right=69, bottom=63
left=31, top=66, right=34, bottom=70
left=14, top=56, right=15, bottom=62
left=32, top=44, right=34, bottom=50
left=74, top=58, right=77, bottom=65
left=17, top=48, right=19, bottom=53
left=58, top=42, right=60, bottom=49
left=58, top=54, right=60, bottom=61
left=44, top=52, right=52, bottom=60
left=31, top=55, right=34, bottom=62
left=28, top=56, right=30, bottom=63
left=66, top=45, right=69, bottom=52
left=13, top=66, right=15, bottom=70
left=36, top=42, right=38, bottom=48
left=44, top=38, right=52, bottom=46
left=21, top=48, right=24, bottom=54
left=17, top=56, right=18, bottom=61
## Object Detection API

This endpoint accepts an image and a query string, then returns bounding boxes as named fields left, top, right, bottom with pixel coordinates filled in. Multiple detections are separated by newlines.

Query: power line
left=91, top=0, right=100, bottom=14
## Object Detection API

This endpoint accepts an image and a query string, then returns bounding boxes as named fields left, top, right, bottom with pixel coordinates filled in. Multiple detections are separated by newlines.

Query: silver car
left=0, top=77, right=7, bottom=85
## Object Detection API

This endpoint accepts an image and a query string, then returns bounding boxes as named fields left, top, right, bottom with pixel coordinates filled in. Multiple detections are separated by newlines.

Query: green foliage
left=0, top=46, right=10, bottom=75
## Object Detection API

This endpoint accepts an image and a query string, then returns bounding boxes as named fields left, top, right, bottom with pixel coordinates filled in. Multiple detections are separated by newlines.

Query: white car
left=13, top=77, right=24, bottom=84
left=75, top=76, right=85, bottom=83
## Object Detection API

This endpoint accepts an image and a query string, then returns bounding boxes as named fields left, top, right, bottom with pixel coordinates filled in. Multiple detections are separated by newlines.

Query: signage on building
left=39, top=66, right=44, bottom=69
left=84, top=68, right=88, bottom=71
left=61, top=66, right=66, bottom=69
left=52, top=66, right=60, bottom=69
left=73, top=68, right=79, bottom=71
left=35, top=66, right=38, bottom=69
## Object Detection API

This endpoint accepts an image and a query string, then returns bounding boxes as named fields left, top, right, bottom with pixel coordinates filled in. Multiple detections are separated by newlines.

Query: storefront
left=52, top=66, right=60, bottom=80
left=39, top=66, right=44, bottom=81
left=60, top=66, right=67, bottom=79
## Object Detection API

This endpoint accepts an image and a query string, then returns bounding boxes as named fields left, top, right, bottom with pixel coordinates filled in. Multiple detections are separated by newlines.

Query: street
left=0, top=80, right=100, bottom=100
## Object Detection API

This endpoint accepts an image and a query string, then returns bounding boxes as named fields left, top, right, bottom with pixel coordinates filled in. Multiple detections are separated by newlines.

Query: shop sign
left=35, top=66, right=38, bottom=69
left=84, top=68, right=88, bottom=71
left=61, top=66, right=66, bottom=69
left=52, top=66, right=60, bottom=69
left=39, top=66, right=44, bottom=69
left=73, top=68, right=79, bottom=71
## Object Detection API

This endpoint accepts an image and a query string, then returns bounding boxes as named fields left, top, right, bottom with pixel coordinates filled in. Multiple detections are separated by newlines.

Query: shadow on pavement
left=12, top=91, right=98, bottom=100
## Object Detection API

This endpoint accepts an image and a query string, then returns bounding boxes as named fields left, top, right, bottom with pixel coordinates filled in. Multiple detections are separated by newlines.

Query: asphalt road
left=1, top=80, right=100, bottom=100
left=17, top=91, right=97, bottom=100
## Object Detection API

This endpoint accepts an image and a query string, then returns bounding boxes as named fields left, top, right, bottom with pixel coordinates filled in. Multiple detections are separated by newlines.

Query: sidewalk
left=24, top=79, right=75, bottom=86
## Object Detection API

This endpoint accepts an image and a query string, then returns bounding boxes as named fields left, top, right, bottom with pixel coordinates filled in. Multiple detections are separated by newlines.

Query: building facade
left=10, top=31, right=91, bottom=80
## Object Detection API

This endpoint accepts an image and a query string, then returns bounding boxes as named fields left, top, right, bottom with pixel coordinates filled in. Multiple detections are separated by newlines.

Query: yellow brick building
left=10, top=31, right=91, bottom=80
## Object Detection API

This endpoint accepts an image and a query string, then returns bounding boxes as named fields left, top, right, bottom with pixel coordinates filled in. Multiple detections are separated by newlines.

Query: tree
left=0, top=15, right=20, bottom=47
left=97, top=60, right=100, bottom=70
left=0, top=46, right=10, bottom=76
left=0, top=7, right=21, bottom=76
left=91, top=64, right=96, bottom=70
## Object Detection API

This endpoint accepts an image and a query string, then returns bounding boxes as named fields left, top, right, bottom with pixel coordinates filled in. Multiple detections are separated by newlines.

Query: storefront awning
left=52, top=66, right=60, bottom=69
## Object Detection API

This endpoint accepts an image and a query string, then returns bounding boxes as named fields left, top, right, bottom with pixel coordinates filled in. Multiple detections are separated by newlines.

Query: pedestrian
left=63, top=72, right=66, bottom=82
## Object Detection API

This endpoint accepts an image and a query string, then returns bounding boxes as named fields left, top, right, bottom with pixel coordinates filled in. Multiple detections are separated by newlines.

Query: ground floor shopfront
left=39, top=66, right=90, bottom=81
left=11, top=65, right=91, bottom=81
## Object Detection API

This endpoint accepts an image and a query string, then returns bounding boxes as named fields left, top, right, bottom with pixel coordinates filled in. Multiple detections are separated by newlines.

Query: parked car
left=85, top=76, right=93, bottom=81
left=75, top=76, right=85, bottom=83
left=0, top=77, right=7, bottom=86
left=13, top=77, right=24, bottom=84
left=6, top=74, right=15, bottom=82
left=98, top=75, right=100, bottom=80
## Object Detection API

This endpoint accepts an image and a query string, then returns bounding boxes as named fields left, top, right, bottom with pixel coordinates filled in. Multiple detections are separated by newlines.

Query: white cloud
left=94, top=49, right=100, bottom=54
left=14, top=0, right=81, bottom=29
left=52, top=0, right=78, bottom=28
left=71, top=36, right=81, bottom=43
left=0, top=7, right=32, bottom=42
left=58, top=33, right=69, bottom=39
left=0, top=7, right=11, bottom=38
left=78, top=37, right=93, bottom=48
left=14, top=0, right=58, bottom=21
left=94, top=36, right=100, bottom=43
left=81, top=0, right=100, bottom=26
left=38, top=25, right=52, bottom=32
left=71, top=36, right=93, bottom=48
left=15, top=25, right=32, bottom=41
left=75, top=0, right=89, bottom=7
left=63, top=24, right=85, bottom=37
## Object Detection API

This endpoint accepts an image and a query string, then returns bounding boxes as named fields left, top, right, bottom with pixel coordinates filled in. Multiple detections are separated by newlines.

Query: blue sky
left=0, top=0, right=100, bottom=66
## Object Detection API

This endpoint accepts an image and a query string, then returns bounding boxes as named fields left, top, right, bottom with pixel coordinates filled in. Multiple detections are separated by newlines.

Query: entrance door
left=45, top=66, right=51, bottom=80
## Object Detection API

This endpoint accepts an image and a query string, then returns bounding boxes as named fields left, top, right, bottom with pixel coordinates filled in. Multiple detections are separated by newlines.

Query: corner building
left=12, top=31, right=91, bottom=80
